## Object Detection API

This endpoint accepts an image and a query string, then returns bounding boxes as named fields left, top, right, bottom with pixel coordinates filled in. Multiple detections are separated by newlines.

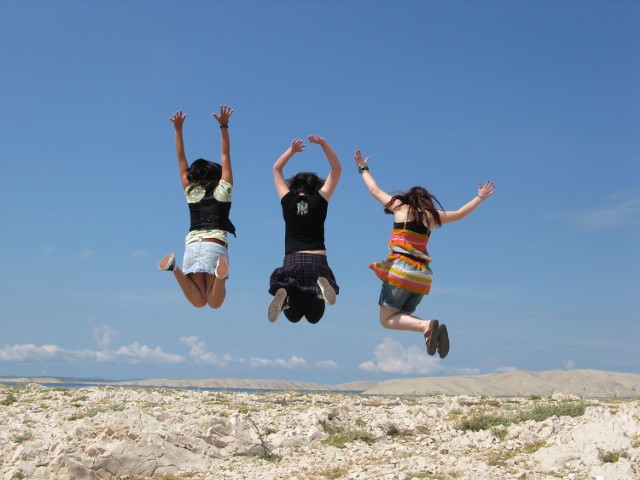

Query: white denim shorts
left=183, top=240, right=229, bottom=276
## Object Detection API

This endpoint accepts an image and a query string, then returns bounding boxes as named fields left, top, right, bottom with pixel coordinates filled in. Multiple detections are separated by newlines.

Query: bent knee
left=379, top=308, right=395, bottom=328
left=208, top=299, right=224, bottom=309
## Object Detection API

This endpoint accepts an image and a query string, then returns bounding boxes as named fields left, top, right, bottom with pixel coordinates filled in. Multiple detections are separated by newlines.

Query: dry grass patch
left=310, top=465, right=350, bottom=479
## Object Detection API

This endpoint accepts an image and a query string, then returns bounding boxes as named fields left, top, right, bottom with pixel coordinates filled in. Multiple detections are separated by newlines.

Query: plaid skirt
left=269, top=253, right=340, bottom=296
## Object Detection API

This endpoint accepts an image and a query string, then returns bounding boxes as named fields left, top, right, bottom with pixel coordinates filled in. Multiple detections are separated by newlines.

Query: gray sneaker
left=317, top=277, right=336, bottom=305
left=268, top=288, right=287, bottom=323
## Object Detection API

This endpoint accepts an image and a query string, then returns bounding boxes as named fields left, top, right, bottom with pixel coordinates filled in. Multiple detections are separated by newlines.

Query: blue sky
left=1, top=1, right=638, bottom=385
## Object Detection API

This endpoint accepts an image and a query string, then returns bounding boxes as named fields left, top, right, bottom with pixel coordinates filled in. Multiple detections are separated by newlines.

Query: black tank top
left=281, top=191, right=328, bottom=254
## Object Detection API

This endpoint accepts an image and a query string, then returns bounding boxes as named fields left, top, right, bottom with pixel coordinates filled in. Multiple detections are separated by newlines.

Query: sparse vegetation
left=246, top=413, right=282, bottom=462
left=486, top=449, right=516, bottom=466
left=12, top=430, right=33, bottom=443
left=321, top=420, right=374, bottom=448
left=312, top=466, right=350, bottom=479
left=258, top=451, right=282, bottom=462
left=1, top=392, right=17, bottom=406
left=599, top=449, right=623, bottom=463
left=455, top=401, right=587, bottom=431
left=491, top=426, right=508, bottom=440
left=523, top=440, right=546, bottom=454
left=67, top=403, right=125, bottom=421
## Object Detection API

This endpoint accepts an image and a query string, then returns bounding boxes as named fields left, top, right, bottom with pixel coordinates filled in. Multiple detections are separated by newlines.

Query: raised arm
left=354, top=150, right=393, bottom=207
left=213, top=105, right=234, bottom=185
left=309, top=135, right=342, bottom=201
left=438, top=181, right=496, bottom=224
left=170, top=111, right=190, bottom=189
left=273, top=139, right=306, bottom=199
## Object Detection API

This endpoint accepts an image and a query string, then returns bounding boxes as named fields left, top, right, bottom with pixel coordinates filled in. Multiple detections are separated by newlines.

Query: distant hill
left=2, top=370, right=639, bottom=397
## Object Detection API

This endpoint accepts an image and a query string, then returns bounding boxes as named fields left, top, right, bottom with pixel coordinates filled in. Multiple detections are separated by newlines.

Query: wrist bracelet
left=219, top=123, right=229, bottom=129
left=477, top=194, right=485, bottom=200
left=358, top=165, right=370, bottom=174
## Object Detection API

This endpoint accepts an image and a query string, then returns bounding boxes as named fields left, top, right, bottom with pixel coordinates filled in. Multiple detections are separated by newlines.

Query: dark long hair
left=186, top=159, right=222, bottom=193
left=384, top=186, right=443, bottom=228
left=287, top=172, right=325, bottom=195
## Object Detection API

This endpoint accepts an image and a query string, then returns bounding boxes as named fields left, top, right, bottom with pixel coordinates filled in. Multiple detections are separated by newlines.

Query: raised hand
left=213, top=105, right=234, bottom=125
left=307, top=134, right=326, bottom=145
left=477, top=180, right=496, bottom=200
left=170, top=110, right=186, bottom=129
left=291, top=138, right=306, bottom=153
left=354, top=150, right=370, bottom=169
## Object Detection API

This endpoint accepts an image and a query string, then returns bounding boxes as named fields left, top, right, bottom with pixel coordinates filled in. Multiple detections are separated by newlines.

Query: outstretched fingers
left=213, top=105, right=234, bottom=124
left=170, top=110, right=186, bottom=126
left=478, top=180, right=496, bottom=199
left=291, top=138, right=306, bottom=152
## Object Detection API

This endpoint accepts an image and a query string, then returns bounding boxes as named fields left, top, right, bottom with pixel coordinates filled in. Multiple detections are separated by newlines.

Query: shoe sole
left=438, top=324, right=450, bottom=359
left=158, top=253, right=175, bottom=271
left=215, top=257, right=229, bottom=279
left=268, top=288, right=287, bottom=323
left=317, top=277, right=337, bottom=305
left=425, top=319, right=439, bottom=356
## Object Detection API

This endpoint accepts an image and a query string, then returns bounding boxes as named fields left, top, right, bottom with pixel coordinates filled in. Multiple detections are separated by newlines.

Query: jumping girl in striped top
left=354, top=149, right=495, bottom=358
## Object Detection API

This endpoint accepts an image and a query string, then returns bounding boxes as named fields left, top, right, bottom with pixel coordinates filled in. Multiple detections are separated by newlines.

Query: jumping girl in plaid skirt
left=268, top=136, right=341, bottom=324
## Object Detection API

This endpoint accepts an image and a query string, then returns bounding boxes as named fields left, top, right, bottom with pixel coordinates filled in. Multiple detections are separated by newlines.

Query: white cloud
left=315, top=360, right=339, bottom=369
left=0, top=342, right=183, bottom=365
left=112, top=342, right=184, bottom=364
left=180, top=336, right=231, bottom=367
left=562, top=192, right=640, bottom=231
left=131, top=249, right=148, bottom=259
left=0, top=344, right=65, bottom=362
left=359, top=338, right=444, bottom=375
left=565, top=359, right=576, bottom=370
left=1, top=334, right=335, bottom=372
left=243, top=355, right=309, bottom=369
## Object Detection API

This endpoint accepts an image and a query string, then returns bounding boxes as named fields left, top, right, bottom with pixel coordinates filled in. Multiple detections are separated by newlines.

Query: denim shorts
left=378, top=282, right=424, bottom=314
left=183, top=240, right=228, bottom=275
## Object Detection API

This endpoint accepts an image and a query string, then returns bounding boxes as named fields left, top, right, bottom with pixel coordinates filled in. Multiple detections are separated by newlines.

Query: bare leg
left=207, top=276, right=226, bottom=309
left=379, top=306, right=436, bottom=337
left=172, top=269, right=208, bottom=308
left=207, top=256, right=228, bottom=309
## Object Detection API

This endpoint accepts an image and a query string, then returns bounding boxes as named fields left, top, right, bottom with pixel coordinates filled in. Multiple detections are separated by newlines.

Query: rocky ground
left=1, top=384, right=638, bottom=480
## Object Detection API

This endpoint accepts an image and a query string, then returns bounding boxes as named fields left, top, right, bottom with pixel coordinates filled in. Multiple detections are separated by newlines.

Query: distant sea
left=1, top=381, right=361, bottom=395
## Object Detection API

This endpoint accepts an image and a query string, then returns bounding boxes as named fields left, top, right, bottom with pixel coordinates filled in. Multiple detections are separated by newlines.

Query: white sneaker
left=158, top=253, right=176, bottom=271
left=317, top=277, right=336, bottom=305
left=268, top=288, right=287, bottom=323
left=215, top=257, right=229, bottom=280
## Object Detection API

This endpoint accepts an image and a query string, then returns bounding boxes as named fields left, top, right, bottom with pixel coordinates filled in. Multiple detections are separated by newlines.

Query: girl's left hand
left=478, top=180, right=496, bottom=199
left=354, top=150, right=370, bottom=169
left=213, top=105, right=234, bottom=124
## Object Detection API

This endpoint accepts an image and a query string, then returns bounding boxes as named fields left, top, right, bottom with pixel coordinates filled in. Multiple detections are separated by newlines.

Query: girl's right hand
left=170, top=110, right=186, bottom=129
left=291, top=138, right=306, bottom=153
